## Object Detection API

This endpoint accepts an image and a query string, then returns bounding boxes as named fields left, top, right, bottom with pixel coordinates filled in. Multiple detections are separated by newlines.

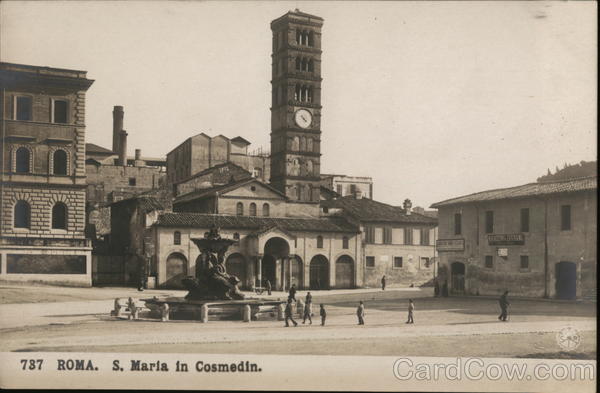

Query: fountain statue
left=182, top=225, right=245, bottom=301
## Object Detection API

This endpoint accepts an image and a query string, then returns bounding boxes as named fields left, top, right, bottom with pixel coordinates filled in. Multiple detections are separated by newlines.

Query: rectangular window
left=393, top=257, right=403, bottom=268
left=374, top=227, right=383, bottom=244
left=15, top=96, right=32, bottom=121
left=454, top=213, right=462, bottom=235
left=420, top=228, right=430, bottom=245
left=404, top=228, right=413, bottom=245
left=366, top=256, right=375, bottom=268
left=520, top=255, right=529, bottom=269
left=485, top=211, right=494, bottom=234
left=383, top=227, right=392, bottom=244
left=520, top=208, right=530, bottom=233
left=365, top=226, right=374, bottom=243
left=52, top=99, right=68, bottom=124
left=560, top=205, right=571, bottom=231
left=129, top=177, right=137, bottom=186
left=485, top=255, right=493, bottom=268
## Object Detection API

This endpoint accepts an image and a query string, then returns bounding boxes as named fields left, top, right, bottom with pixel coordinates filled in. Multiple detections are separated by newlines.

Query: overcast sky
left=1, top=1, right=596, bottom=208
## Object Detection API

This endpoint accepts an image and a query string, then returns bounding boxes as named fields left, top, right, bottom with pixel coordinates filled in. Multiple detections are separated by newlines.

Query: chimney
left=112, top=106, right=124, bottom=154
left=134, top=149, right=144, bottom=167
left=403, top=198, right=412, bottom=215
left=118, top=129, right=128, bottom=166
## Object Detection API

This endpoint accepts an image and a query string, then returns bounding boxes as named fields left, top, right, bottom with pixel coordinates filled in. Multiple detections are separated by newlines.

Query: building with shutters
left=431, top=176, right=597, bottom=300
left=0, top=62, right=94, bottom=286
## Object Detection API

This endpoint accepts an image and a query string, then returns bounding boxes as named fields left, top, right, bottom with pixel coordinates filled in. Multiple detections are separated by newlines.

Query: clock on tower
left=270, top=10, right=323, bottom=204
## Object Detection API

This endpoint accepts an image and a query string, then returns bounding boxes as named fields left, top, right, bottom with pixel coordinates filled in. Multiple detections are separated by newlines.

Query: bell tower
left=270, top=10, right=323, bottom=204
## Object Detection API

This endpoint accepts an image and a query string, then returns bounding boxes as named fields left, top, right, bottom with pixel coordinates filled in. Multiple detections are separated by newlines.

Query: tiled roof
left=174, top=162, right=252, bottom=185
left=431, top=176, right=598, bottom=208
left=86, top=143, right=114, bottom=155
left=155, top=213, right=359, bottom=233
left=174, top=178, right=287, bottom=204
left=231, top=136, right=251, bottom=145
left=321, top=196, right=438, bottom=225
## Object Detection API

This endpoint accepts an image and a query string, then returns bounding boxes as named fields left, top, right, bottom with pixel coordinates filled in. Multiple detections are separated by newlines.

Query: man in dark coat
left=284, top=298, right=298, bottom=327
left=498, top=291, right=510, bottom=321
left=406, top=299, right=415, bottom=324
left=357, top=301, right=365, bottom=325
left=319, top=304, right=326, bottom=326
left=265, top=279, right=272, bottom=296
left=288, top=284, right=297, bottom=302
left=381, top=275, right=386, bottom=291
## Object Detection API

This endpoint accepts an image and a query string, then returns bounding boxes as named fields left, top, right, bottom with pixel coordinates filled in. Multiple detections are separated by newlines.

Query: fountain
left=142, top=226, right=285, bottom=322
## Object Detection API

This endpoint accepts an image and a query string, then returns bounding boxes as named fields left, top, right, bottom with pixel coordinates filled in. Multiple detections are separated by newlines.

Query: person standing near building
left=498, top=291, right=510, bottom=322
left=288, top=284, right=297, bottom=302
left=357, top=301, right=365, bottom=325
left=381, top=275, right=386, bottom=291
left=302, top=300, right=312, bottom=325
left=265, top=279, right=272, bottom=296
left=406, top=299, right=415, bottom=324
left=320, top=304, right=327, bottom=326
left=284, top=298, right=298, bottom=327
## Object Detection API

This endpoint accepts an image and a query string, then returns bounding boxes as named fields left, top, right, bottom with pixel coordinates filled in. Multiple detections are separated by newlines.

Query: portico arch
left=335, top=254, right=354, bottom=289
left=263, top=237, right=290, bottom=291
left=310, top=254, right=329, bottom=290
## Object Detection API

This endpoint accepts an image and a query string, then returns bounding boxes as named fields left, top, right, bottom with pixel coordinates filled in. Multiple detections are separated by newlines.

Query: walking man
left=265, top=279, right=272, bottom=296
left=320, top=304, right=326, bottom=326
left=406, top=299, right=415, bottom=324
left=498, top=291, right=510, bottom=322
left=288, top=284, right=297, bottom=302
left=381, top=275, right=386, bottom=291
left=357, top=301, right=365, bottom=325
left=302, top=291, right=313, bottom=324
left=284, top=298, right=298, bottom=327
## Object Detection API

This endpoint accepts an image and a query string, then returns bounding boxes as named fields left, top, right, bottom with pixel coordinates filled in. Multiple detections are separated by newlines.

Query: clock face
left=294, top=109, right=312, bottom=129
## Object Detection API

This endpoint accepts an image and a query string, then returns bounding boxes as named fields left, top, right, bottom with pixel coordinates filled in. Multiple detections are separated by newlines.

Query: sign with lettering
left=488, top=234, right=525, bottom=246
left=436, top=239, right=465, bottom=252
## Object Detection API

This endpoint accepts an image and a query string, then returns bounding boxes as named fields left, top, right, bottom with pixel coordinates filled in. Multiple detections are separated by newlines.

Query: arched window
left=52, top=202, right=67, bottom=229
left=236, top=202, right=244, bottom=216
left=296, top=29, right=301, bottom=44
left=307, top=87, right=313, bottom=103
left=249, top=203, right=257, bottom=216
left=317, top=235, right=323, bottom=248
left=295, top=57, right=301, bottom=71
left=53, top=149, right=68, bottom=175
left=301, top=58, right=308, bottom=71
left=296, top=183, right=302, bottom=200
left=292, top=136, right=300, bottom=151
left=342, top=236, right=349, bottom=249
left=262, top=203, right=270, bottom=217
left=174, top=231, right=181, bottom=245
left=306, top=160, right=313, bottom=175
left=14, top=200, right=30, bottom=229
left=308, top=31, right=315, bottom=47
left=15, top=147, right=30, bottom=173
left=307, top=138, right=314, bottom=152
left=308, top=59, right=314, bottom=72
left=295, top=84, right=301, bottom=101
left=300, top=136, right=307, bottom=151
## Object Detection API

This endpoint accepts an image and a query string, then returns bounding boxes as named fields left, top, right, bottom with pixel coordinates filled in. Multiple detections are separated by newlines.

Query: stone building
left=0, top=62, right=94, bottom=286
left=320, top=174, right=374, bottom=199
left=85, top=106, right=167, bottom=237
left=166, top=132, right=270, bottom=187
left=322, top=196, right=438, bottom=288
left=431, top=176, right=597, bottom=300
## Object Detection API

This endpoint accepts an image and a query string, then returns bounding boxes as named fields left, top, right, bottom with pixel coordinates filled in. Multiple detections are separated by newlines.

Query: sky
left=1, top=1, right=596, bottom=208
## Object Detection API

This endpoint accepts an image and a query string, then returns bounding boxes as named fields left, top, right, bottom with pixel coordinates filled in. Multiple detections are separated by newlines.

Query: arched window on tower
left=307, top=138, right=314, bottom=152
left=14, top=200, right=30, bottom=229
left=307, top=87, right=313, bottom=103
left=53, top=149, right=68, bottom=176
left=249, top=203, right=257, bottom=216
left=300, top=136, right=306, bottom=151
left=308, top=31, right=315, bottom=47
left=292, top=136, right=300, bottom=151
left=301, top=58, right=308, bottom=72
left=236, top=202, right=244, bottom=216
left=294, top=84, right=301, bottom=101
left=52, top=202, right=68, bottom=229
left=296, top=183, right=302, bottom=200
left=306, top=160, right=313, bottom=175
left=308, top=59, right=314, bottom=72
left=262, top=203, right=270, bottom=217
left=295, top=57, right=301, bottom=71
left=15, top=147, right=30, bottom=173
left=300, top=86, right=307, bottom=102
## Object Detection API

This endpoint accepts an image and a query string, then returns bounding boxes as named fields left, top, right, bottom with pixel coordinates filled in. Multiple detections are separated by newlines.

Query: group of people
left=284, top=285, right=327, bottom=327
left=280, top=280, right=512, bottom=328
